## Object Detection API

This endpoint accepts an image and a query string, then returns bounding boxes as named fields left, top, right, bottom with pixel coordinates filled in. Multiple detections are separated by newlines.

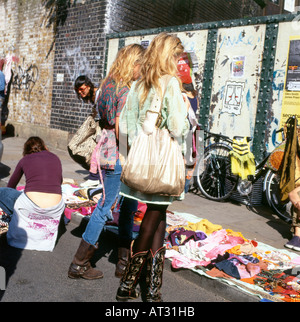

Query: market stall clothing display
left=164, top=212, right=300, bottom=302
left=1, top=181, right=300, bottom=301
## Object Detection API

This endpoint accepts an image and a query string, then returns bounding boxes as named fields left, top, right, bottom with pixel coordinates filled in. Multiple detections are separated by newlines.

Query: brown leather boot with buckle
left=115, top=247, right=129, bottom=278
left=68, top=238, right=103, bottom=280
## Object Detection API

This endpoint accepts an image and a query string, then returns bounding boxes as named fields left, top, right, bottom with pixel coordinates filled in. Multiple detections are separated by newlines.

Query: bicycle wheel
left=195, top=143, right=237, bottom=201
left=264, top=169, right=292, bottom=223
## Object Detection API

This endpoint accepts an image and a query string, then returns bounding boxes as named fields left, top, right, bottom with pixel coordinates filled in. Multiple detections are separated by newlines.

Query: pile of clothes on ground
left=68, top=183, right=299, bottom=303
left=62, top=180, right=99, bottom=221
left=0, top=209, right=9, bottom=235
left=62, top=181, right=145, bottom=233
left=2, top=182, right=300, bottom=302
left=164, top=211, right=300, bottom=302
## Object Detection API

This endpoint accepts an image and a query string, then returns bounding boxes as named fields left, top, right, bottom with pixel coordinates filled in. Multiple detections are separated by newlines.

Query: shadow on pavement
left=0, top=163, right=10, bottom=180
left=0, top=234, right=23, bottom=301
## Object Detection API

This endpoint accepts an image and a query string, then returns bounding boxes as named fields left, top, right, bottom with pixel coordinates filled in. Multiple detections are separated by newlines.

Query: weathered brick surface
left=0, top=0, right=265, bottom=146
left=50, top=0, right=107, bottom=134
left=0, top=0, right=55, bottom=132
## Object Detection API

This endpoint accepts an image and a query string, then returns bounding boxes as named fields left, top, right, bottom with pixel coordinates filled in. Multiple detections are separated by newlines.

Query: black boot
left=146, top=246, right=165, bottom=302
left=116, top=247, right=148, bottom=301
left=68, top=239, right=103, bottom=280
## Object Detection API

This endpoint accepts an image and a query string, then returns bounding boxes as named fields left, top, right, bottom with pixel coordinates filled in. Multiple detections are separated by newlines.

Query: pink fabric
left=165, top=230, right=246, bottom=270
left=89, top=130, right=107, bottom=205
left=204, top=235, right=245, bottom=260
left=138, top=202, right=147, bottom=214
left=64, top=205, right=96, bottom=220
left=165, top=249, right=209, bottom=269
left=198, top=229, right=245, bottom=260
left=4, top=54, right=12, bottom=93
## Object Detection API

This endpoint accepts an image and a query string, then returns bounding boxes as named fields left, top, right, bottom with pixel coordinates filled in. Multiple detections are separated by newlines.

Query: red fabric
left=177, top=52, right=192, bottom=84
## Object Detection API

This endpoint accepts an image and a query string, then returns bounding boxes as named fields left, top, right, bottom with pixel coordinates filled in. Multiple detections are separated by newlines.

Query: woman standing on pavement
left=116, top=32, right=189, bottom=302
left=68, top=43, right=145, bottom=280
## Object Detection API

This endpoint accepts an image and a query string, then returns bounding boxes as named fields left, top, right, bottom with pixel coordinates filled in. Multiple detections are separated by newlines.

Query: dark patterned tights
left=132, top=203, right=168, bottom=254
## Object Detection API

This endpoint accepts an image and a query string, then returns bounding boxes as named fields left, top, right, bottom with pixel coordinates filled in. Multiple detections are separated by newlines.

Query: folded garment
left=183, top=219, right=222, bottom=235
left=88, top=187, right=103, bottom=203
left=168, top=227, right=207, bottom=246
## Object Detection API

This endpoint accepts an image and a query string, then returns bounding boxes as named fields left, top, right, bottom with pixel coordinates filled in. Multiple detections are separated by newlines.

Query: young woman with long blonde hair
left=68, top=43, right=145, bottom=280
left=116, top=33, right=189, bottom=302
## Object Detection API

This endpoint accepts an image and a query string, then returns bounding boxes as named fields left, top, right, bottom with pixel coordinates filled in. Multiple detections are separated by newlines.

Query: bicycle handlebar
left=204, top=131, right=251, bottom=143
left=204, top=127, right=284, bottom=145
left=204, top=131, right=233, bottom=143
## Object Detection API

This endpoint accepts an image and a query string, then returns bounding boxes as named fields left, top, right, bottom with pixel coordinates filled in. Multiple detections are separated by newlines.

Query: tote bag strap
left=152, top=75, right=173, bottom=114
left=143, top=75, right=173, bottom=133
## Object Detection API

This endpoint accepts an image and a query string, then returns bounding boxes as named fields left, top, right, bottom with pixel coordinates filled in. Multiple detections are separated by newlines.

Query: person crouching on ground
left=0, top=136, right=64, bottom=251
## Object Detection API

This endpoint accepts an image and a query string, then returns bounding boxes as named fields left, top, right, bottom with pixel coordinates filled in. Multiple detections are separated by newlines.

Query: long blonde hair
left=137, top=32, right=184, bottom=107
left=103, top=43, right=145, bottom=91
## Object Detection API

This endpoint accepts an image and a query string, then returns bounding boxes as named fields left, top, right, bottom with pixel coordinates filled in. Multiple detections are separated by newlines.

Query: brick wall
left=0, top=0, right=275, bottom=147
left=0, top=0, right=55, bottom=134
left=51, top=0, right=262, bottom=136
left=50, top=0, right=108, bottom=134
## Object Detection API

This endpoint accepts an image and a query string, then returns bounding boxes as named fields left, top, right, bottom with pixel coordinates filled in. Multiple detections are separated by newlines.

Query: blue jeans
left=118, top=196, right=137, bottom=247
left=82, top=159, right=122, bottom=246
left=0, top=187, right=22, bottom=217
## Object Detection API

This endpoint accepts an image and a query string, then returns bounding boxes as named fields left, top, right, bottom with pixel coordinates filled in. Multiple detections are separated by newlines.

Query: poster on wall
left=280, top=36, right=300, bottom=127
left=232, top=56, right=245, bottom=78
left=222, top=81, right=245, bottom=115
left=284, top=0, right=295, bottom=12
left=285, top=38, right=300, bottom=91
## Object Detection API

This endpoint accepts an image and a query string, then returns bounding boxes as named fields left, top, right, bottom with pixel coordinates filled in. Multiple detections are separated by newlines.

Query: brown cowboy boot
left=68, top=238, right=103, bottom=280
left=116, top=247, right=148, bottom=301
left=145, top=246, right=166, bottom=302
left=115, top=247, right=129, bottom=278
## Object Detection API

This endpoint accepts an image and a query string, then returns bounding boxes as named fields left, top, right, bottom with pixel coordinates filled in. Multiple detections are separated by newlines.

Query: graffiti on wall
left=222, top=81, right=245, bottom=115
left=219, top=30, right=262, bottom=49
left=12, top=59, right=39, bottom=101
left=64, top=46, right=96, bottom=82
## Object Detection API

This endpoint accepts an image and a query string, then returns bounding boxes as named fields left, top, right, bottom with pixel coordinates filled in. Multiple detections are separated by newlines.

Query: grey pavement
left=0, top=135, right=295, bottom=303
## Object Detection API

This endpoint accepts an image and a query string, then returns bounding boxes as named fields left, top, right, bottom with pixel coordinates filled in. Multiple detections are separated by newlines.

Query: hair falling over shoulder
left=104, top=43, right=145, bottom=91
left=137, top=32, right=184, bottom=107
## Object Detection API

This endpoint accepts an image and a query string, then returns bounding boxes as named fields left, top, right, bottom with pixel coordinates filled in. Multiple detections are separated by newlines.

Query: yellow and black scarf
left=229, top=137, right=256, bottom=180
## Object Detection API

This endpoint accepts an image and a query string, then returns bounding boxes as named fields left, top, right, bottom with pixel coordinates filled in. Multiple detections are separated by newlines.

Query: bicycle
left=194, top=129, right=292, bottom=223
